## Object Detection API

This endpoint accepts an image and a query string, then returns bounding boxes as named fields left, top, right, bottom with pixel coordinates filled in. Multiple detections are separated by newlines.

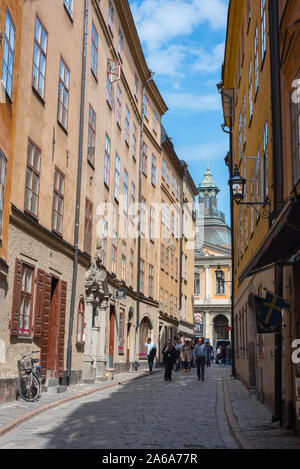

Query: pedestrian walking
left=193, top=337, right=208, bottom=381
left=206, top=341, right=213, bottom=367
left=145, top=337, right=156, bottom=373
left=181, top=340, right=192, bottom=372
left=175, top=338, right=183, bottom=371
left=162, top=340, right=177, bottom=381
left=216, top=345, right=222, bottom=364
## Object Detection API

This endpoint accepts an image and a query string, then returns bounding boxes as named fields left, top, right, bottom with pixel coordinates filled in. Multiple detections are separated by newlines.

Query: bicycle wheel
left=17, top=373, right=40, bottom=402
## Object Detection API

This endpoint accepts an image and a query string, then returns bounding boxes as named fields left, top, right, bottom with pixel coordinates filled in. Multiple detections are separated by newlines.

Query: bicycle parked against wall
left=17, top=351, right=42, bottom=402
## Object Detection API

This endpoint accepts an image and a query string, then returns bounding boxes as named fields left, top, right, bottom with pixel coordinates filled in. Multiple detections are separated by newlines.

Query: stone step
left=45, top=385, right=68, bottom=394
left=45, top=377, right=59, bottom=387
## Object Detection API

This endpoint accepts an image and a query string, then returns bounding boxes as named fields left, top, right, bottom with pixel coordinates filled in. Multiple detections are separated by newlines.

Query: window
left=172, top=175, right=175, bottom=194
left=129, top=249, right=134, bottom=287
left=123, top=169, right=128, bottom=214
left=108, top=1, right=114, bottom=33
left=25, top=140, right=40, bottom=217
left=118, top=310, right=125, bottom=354
left=165, top=291, right=168, bottom=314
left=114, top=153, right=120, bottom=201
left=140, top=259, right=145, bottom=294
left=121, top=241, right=126, bottom=282
left=2, top=8, right=15, bottom=99
left=57, top=58, right=70, bottom=130
left=130, top=182, right=135, bottom=224
left=141, top=197, right=146, bottom=234
left=261, top=0, right=266, bottom=61
left=150, top=205, right=155, bottom=241
left=165, top=248, right=169, bottom=274
left=125, top=105, right=130, bottom=144
left=174, top=296, right=177, bottom=316
left=132, top=122, right=137, bottom=160
left=160, top=288, right=164, bottom=311
left=166, top=166, right=170, bottom=186
left=153, top=111, right=157, bottom=133
left=194, top=272, right=201, bottom=294
left=171, top=212, right=175, bottom=235
left=291, top=73, right=300, bottom=184
left=91, top=22, right=98, bottom=78
left=142, top=143, right=148, bottom=175
left=116, top=85, right=122, bottom=127
left=52, top=168, right=64, bottom=234
left=112, top=231, right=118, bottom=274
left=104, top=134, right=110, bottom=187
left=176, top=181, right=179, bottom=200
left=17, top=263, right=34, bottom=337
left=151, top=154, right=156, bottom=186
left=76, top=299, right=85, bottom=344
left=149, top=265, right=154, bottom=297
left=254, top=26, right=259, bottom=95
left=32, top=17, right=47, bottom=99
left=101, top=219, right=108, bottom=265
left=170, top=252, right=174, bottom=277
left=143, top=93, right=149, bottom=119
left=248, top=61, right=253, bottom=122
left=183, top=254, right=187, bottom=281
left=88, top=104, right=96, bottom=166
left=161, top=243, right=165, bottom=268
left=0, top=150, right=6, bottom=237
left=263, top=121, right=268, bottom=198
left=134, top=73, right=138, bottom=100
left=175, top=257, right=178, bottom=281
left=162, top=159, right=166, bottom=180
left=170, top=295, right=173, bottom=316
left=64, top=0, right=73, bottom=18
left=106, top=72, right=112, bottom=106
left=118, top=28, right=123, bottom=59
left=216, top=270, right=225, bottom=295
left=84, top=198, right=93, bottom=255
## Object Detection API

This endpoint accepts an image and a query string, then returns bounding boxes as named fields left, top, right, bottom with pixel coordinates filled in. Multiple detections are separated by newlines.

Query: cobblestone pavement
left=0, top=365, right=237, bottom=449
left=0, top=365, right=300, bottom=449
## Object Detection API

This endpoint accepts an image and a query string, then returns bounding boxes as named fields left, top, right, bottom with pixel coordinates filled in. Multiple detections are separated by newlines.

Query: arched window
left=139, top=317, right=152, bottom=357
left=76, top=299, right=85, bottom=344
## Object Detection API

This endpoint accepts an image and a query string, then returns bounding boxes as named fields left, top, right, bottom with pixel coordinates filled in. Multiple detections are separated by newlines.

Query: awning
left=239, top=197, right=300, bottom=284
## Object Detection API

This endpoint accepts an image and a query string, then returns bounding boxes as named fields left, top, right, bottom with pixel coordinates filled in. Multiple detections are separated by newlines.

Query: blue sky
left=130, top=0, right=231, bottom=224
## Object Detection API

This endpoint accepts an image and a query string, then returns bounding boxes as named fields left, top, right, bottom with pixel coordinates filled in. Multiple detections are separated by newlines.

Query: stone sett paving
left=0, top=366, right=236, bottom=449
left=1, top=365, right=300, bottom=449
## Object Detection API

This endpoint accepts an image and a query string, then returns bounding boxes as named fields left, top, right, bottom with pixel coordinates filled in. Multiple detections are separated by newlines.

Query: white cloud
left=176, top=140, right=229, bottom=163
left=164, top=92, right=220, bottom=113
left=192, top=42, right=225, bottom=74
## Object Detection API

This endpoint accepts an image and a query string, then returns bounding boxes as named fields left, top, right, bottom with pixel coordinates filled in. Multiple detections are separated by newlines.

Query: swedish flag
left=255, top=292, right=285, bottom=334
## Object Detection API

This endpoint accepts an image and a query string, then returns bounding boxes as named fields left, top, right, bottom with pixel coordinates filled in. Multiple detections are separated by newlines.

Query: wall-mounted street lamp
left=228, top=164, right=271, bottom=218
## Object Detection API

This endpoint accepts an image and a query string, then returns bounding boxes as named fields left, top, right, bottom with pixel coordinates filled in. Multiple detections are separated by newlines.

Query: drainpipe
left=269, top=0, right=283, bottom=424
left=66, top=0, right=88, bottom=381
left=179, top=162, right=187, bottom=326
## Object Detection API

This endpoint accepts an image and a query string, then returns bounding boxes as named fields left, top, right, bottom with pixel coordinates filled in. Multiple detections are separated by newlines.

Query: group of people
left=145, top=336, right=216, bottom=382
left=216, top=344, right=232, bottom=365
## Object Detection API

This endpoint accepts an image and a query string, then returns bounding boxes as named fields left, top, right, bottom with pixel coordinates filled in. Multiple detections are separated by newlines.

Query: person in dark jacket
left=162, top=340, right=177, bottom=381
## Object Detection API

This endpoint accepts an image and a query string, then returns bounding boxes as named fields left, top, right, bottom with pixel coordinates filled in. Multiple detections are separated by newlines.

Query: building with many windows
left=0, top=0, right=197, bottom=399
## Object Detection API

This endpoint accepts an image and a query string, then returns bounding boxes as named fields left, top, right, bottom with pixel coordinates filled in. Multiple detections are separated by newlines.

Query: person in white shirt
left=145, top=337, right=156, bottom=373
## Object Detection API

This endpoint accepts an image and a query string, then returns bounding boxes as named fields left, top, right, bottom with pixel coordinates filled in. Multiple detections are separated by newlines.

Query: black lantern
left=228, top=165, right=246, bottom=203
left=216, top=264, right=225, bottom=282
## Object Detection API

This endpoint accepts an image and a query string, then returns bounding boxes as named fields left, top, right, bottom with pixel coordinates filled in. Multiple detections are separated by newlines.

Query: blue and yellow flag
left=255, top=292, right=285, bottom=334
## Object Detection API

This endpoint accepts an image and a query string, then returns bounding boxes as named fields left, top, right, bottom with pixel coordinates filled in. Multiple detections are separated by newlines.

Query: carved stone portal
left=82, top=252, right=109, bottom=383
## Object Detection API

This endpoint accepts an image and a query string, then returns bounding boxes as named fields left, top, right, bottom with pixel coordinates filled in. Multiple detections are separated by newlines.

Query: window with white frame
left=166, top=165, right=170, bottom=186
left=142, top=143, right=148, bottom=175
left=118, top=28, right=123, bottom=59
left=125, top=105, right=130, bottom=144
left=151, top=154, right=156, bottom=186
left=153, top=111, right=157, bottom=133
left=104, top=134, right=110, bottom=187
left=149, top=264, right=154, bottom=298
left=114, top=153, right=120, bottom=201
left=130, top=182, right=135, bottom=224
left=112, top=231, right=118, bottom=274
left=108, top=1, right=114, bottom=33
left=123, top=170, right=128, bottom=214
left=106, top=72, right=112, bottom=106
left=134, top=73, right=138, bottom=100
left=143, top=93, right=149, bottom=119
left=116, top=85, right=122, bottom=127
left=130, top=122, right=136, bottom=161
left=121, top=241, right=126, bottom=282
left=101, top=219, right=108, bottom=265
left=141, top=197, right=146, bottom=234
left=162, top=159, right=166, bottom=180
left=140, top=259, right=145, bottom=294
left=194, top=271, right=201, bottom=295
left=64, top=0, right=73, bottom=18
left=32, top=16, right=47, bottom=99
left=150, top=205, right=155, bottom=241
left=2, top=8, right=15, bottom=99
left=91, top=22, right=98, bottom=78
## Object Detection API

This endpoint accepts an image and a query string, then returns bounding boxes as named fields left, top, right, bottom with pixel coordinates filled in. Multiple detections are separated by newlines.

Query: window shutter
left=57, top=280, right=67, bottom=378
left=33, top=269, right=45, bottom=337
left=40, top=273, right=51, bottom=380
left=10, top=259, right=23, bottom=336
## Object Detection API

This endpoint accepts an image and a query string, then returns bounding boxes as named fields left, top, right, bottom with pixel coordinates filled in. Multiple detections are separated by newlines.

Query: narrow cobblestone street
left=0, top=365, right=300, bottom=450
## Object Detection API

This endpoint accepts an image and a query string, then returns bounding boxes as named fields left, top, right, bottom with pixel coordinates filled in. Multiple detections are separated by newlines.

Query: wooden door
left=109, top=305, right=115, bottom=368
left=47, top=277, right=59, bottom=376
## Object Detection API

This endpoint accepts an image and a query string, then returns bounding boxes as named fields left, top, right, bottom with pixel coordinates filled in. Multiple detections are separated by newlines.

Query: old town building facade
left=0, top=0, right=197, bottom=400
